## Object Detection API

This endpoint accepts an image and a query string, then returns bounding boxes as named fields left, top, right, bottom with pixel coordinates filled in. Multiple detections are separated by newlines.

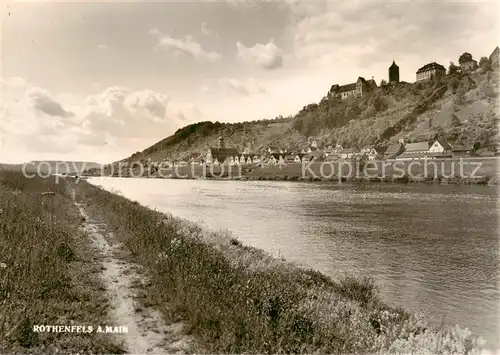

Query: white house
left=429, top=138, right=451, bottom=153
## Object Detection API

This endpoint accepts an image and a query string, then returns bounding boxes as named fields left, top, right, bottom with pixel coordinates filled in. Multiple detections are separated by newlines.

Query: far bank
left=82, top=157, right=499, bottom=185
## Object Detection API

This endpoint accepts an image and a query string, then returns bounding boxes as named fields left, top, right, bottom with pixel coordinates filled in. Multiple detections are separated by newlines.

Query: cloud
left=218, top=77, right=266, bottom=96
left=97, top=44, right=108, bottom=50
left=236, top=40, right=284, bottom=70
left=288, top=1, right=499, bottom=74
left=1, top=78, right=203, bottom=163
left=201, top=22, right=216, bottom=36
left=26, top=87, right=75, bottom=118
left=150, top=28, right=222, bottom=63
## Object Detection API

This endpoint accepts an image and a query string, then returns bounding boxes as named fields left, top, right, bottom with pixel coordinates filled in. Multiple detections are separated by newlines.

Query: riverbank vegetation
left=0, top=171, right=124, bottom=354
left=0, top=171, right=488, bottom=353
left=73, top=176, right=486, bottom=354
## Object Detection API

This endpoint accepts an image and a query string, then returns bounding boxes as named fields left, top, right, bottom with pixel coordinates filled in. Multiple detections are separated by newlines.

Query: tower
left=389, top=60, right=400, bottom=84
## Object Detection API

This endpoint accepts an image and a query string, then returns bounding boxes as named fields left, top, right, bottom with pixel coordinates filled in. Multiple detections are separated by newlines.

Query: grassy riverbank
left=0, top=172, right=124, bottom=354
left=73, top=177, right=486, bottom=353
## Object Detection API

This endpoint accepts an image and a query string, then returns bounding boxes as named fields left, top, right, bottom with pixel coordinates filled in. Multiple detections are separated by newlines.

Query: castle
left=328, top=76, right=377, bottom=101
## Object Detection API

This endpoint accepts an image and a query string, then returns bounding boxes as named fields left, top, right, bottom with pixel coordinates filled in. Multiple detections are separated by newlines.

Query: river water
left=88, top=177, right=499, bottom=349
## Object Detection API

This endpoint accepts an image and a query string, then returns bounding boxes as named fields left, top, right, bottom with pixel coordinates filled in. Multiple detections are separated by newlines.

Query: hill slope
left=118, top=68, right=499, bottom=164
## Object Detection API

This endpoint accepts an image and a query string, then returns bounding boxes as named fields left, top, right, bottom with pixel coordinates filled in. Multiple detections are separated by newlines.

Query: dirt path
left=73, top=195, right=194, bottom=354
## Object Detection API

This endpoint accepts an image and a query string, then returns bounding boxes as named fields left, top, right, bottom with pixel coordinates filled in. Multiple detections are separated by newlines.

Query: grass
left=0, top=171, right=124, bottom=354
left=72, top=176, right=486, bottom=354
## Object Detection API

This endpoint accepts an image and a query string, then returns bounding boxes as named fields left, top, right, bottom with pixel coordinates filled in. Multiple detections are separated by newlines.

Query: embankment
left=0, top=172, right=195, bottom=354
left=90, top=158, right=499, bottom=185
left=72, top=177, right=485, bottom=354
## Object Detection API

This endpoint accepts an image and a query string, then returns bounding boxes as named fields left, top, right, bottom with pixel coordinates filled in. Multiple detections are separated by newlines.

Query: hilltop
left=117, top=67, right=499, bottom=164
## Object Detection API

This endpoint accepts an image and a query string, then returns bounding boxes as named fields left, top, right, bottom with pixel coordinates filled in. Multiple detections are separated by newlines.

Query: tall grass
left=75, top=179, right=485, bottom=354
left=0, top=172, right=123, bottom=354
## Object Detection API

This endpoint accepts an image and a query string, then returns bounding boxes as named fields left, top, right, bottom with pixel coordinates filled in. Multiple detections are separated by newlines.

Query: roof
left=373, top=146, right=388, bottom=154
left=384, top=143, right=404, bottom=155
left=433, top=138, right=451, bottom=150
left=451, top=144, right=473, bottom=152
left=405, top=142, right=430, bottom=152
left=416, top=62, right=446, bottom=74
left=342, top=148, right=356, bottom=154
left=390, top=60, right=399, bottom=68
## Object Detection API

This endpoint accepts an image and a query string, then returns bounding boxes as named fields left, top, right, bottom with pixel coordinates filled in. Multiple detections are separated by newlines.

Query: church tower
left=389, top=60, right=400, bottom=84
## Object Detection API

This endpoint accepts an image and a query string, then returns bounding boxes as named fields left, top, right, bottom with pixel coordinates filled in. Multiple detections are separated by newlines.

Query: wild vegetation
left=116, top=64, right=498, bottom=165
left=0, top=172, right=124, bottom=354
left=73, top=176, right=485, bottom=354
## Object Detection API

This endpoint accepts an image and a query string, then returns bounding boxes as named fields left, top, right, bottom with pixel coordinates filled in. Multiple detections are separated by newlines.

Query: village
left=150, top=134, right=477, bottom=170
left=145, top=46, right=499, bottom=171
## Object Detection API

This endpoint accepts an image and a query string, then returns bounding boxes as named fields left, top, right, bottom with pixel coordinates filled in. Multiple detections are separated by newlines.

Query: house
left=329, top=77, right=377, bottom=100
left=333, top=145, right=344, bottom=153
left=384, top=142, right=405, bottom=160
left=389, top=60, right=400, bottom=84
left=302, top=151, right=324, bottom=163
left=268, top=156, right=277, bottom=165
left=428, top=138, right=453, bottom=158
left=369, top=146, right=387, bottom=160
left=285, top=155, right=295, bottom=163
left=325, top=154, right=340, bottom=161
left=396, top=142, right=430, bottom=160
left=340, top=148, right=356, bottom=160
left=451, top=144, right=474, bottom=157
left=294, top=154, right=305, bottom=163
left=489, top=46, right=500, bottom=68
left=416, top=62, right=446, bottom=82
left=429, top=138, right=451, bottom=153
left=246, top=156, right=253, bottom=165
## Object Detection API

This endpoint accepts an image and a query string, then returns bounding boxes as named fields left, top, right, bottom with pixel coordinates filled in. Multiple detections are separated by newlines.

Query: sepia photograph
left=1, top=0, right=499, bottom=354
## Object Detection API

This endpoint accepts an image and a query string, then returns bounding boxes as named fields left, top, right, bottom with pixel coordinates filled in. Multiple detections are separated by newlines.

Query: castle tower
left=389, top=60, right=400, bottom=84
left=217, top=135, right=225, bottom=149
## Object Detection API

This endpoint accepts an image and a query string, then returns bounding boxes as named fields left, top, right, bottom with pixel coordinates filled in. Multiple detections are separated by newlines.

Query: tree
left=380, top=79, right=387, bottom=86
left=479, top=56, right=491, bottom=71
left=428, top=118, right=433, bottom=130
left=448, top=61, right=459, bottom=75
left=293, top=118, right=304, bottom=132
left=458, top=52, right=473, bottom=64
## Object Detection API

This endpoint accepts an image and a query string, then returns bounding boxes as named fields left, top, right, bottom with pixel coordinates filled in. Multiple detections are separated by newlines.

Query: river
left=88, top=177, right=499, bottom=349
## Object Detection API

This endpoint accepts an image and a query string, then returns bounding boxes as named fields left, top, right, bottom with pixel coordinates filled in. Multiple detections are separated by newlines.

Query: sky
left=1, top=0, right=499, bottom=164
